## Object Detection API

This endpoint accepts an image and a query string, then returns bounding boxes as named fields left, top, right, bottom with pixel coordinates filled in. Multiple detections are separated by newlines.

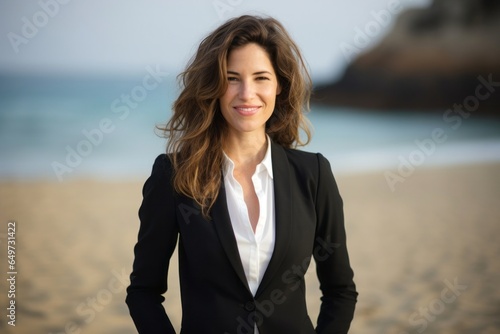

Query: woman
left=126, top=15, right=357, bottom=334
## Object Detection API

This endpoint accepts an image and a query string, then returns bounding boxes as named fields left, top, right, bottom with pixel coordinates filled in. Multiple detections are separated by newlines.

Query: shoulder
left=278, top=146, right=336, bottom=184
left=281, top=147, right=330, bottom=170
left=276, top=146, right=325, bottom=180
left=151, top=153, right=173, bottom=173
left=282, top=147, right=321, bottom=162
left=142, top=154, right=174, bottom=193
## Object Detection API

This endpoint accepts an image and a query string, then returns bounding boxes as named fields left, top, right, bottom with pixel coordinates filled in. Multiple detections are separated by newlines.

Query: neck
left=223, top=130, right=268, bottom=167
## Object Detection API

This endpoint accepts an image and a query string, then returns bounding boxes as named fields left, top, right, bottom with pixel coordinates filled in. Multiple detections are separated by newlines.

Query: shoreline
left=3, top=147, right=500, bottom=184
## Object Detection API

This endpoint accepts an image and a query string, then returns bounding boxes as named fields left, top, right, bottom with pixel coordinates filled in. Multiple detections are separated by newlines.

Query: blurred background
left=0, top=0, right=499, bottom=333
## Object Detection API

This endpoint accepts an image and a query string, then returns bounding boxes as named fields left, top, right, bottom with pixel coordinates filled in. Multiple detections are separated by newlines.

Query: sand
left=0, top=162, right=499, bottom=333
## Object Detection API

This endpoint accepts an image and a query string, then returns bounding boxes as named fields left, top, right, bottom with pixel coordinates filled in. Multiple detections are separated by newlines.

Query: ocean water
left=1, top=73, right=499, bottom=182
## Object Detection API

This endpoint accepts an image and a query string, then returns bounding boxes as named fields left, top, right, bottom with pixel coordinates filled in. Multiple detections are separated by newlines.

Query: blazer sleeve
left=126, top=154, right=179, bottom=334
left=313, top=153, right=358, bottom=334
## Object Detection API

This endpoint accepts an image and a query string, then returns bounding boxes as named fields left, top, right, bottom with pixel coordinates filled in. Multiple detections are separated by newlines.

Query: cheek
left=263, top=87, right=279, bottom=105
left=220, top=87, right=236, bottom=105
left=219, top=91, right=231, bottom=111
left=265, top=83, right=279, bottom=96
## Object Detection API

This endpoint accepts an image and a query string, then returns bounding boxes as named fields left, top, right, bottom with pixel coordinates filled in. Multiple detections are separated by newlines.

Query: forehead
left=227, top=43, right=274, bottom=70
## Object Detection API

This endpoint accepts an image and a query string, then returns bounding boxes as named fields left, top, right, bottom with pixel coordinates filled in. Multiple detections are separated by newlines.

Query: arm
left=126, top=154, right=179, bottom=334
left=314, top=153, right=358, bottom=334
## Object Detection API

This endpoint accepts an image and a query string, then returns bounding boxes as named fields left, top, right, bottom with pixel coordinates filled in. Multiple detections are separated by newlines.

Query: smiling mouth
left=234, top=106, right=261, bottom=115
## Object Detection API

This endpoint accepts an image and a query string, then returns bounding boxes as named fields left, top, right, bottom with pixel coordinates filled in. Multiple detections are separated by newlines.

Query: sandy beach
left=0, top=162, right=499, bottom=333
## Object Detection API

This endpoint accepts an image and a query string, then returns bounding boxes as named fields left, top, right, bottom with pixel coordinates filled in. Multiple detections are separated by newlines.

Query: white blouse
left=223, top=138, right=276, bottom=333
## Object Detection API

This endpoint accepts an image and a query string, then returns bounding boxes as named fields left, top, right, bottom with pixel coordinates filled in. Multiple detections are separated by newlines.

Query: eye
left=256, top=76, right=270, bottom=81
left=227, top=76, right=238, bottom=82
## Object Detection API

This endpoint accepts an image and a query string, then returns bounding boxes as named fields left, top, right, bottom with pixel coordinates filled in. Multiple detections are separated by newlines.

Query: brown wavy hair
left=159, top=15, right=312, bottom=218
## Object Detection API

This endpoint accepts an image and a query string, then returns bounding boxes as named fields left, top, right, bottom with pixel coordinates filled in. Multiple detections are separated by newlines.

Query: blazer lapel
left=211, top=179, right=252, bottom=294
left=255, top=142, right=292, bottom=297
left=211, top=142, right=293, bottom=298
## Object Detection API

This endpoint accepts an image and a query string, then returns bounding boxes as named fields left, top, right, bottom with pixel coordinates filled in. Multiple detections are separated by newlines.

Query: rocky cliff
left=313, top=0, right=500, bottom=113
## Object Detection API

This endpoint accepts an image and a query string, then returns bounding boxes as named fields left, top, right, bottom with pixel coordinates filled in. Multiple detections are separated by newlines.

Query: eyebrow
left=227, top=70, right=273, bottom=76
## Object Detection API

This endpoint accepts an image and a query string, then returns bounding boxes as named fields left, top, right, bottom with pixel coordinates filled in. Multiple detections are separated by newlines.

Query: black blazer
left=126, top=142, right=357, bottom=334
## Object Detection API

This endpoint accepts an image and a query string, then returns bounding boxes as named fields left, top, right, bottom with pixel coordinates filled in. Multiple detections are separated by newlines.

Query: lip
left=233, top=105, right=261, bottom=116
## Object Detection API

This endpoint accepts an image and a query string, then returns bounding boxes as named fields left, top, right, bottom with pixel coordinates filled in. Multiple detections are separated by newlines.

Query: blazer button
left=244, top=301, right=255, bottom=311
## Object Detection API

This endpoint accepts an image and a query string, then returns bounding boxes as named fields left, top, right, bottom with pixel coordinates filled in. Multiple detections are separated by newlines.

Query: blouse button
left=244, top=301, right=255, bottom=311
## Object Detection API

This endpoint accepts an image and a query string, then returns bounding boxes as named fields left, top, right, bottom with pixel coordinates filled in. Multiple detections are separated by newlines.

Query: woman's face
left=219, top=43, right=281, bottom=138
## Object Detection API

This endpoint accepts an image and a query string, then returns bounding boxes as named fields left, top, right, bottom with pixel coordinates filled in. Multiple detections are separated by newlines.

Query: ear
left=276, top=81, right=282, bottom=96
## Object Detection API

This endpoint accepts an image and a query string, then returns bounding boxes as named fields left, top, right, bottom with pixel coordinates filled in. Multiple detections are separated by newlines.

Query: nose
left=238, top=80, right=255, bottom=101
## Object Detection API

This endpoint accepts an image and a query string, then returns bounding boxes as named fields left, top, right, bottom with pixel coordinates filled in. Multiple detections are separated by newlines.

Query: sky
left=0, top=0, right=431, bottom=82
